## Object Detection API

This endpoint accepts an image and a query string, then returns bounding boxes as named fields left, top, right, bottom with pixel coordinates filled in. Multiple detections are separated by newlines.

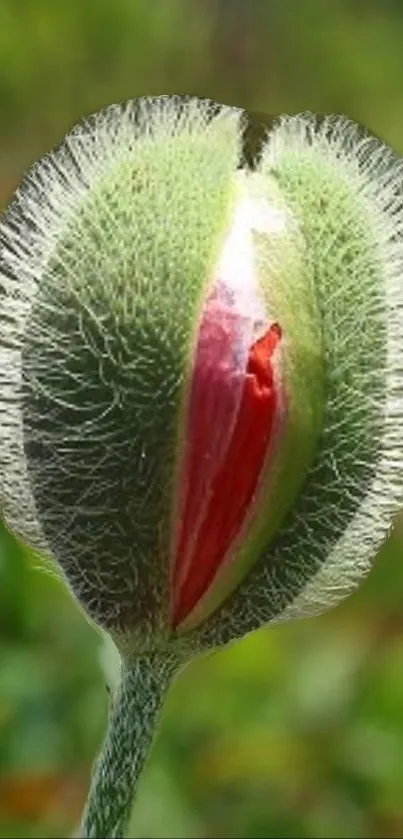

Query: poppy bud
left=1, top=98, right=402, bottom=837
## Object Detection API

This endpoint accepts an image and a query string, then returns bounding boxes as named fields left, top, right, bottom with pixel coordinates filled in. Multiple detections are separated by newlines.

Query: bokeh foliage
left=1, top=1, right=403, bottom=836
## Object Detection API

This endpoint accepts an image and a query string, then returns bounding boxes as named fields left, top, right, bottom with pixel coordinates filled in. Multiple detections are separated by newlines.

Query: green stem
left=81, top=647, right=181, bottom=839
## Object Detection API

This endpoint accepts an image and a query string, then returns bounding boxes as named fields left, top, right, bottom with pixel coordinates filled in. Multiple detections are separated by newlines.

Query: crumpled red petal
left=172, top=280, right=281, bottom=627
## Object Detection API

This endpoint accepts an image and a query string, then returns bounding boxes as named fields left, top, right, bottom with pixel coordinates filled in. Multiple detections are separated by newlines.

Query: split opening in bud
left=171, top=186, right=285, bottom=629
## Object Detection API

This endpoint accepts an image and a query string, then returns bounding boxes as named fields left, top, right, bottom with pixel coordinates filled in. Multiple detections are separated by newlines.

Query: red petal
left=172, top=284, right=281, bottom=627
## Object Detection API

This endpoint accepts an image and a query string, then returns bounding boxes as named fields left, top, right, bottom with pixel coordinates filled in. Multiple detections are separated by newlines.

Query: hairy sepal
left=0, top=97, right=242, bottom=647
left=196, top=115, right=403, bottom=649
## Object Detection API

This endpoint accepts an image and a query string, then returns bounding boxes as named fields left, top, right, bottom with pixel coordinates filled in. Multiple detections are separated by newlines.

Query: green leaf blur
left=1, top=1, right=403, bottom=836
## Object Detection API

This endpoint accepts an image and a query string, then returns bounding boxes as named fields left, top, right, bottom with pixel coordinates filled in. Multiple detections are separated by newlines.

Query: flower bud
left=1, top=99, right=402, bottom=657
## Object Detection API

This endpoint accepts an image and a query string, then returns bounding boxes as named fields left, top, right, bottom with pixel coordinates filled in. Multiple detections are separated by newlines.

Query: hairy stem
left=81, top=647, right=182, bottom=838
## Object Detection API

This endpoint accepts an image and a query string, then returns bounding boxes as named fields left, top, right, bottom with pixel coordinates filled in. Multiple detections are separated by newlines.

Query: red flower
left=172, top=279, right=282, bottom=626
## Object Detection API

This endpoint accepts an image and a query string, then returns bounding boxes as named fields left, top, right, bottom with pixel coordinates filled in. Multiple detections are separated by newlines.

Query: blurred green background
left=1, top=0, right=403, bottom=836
